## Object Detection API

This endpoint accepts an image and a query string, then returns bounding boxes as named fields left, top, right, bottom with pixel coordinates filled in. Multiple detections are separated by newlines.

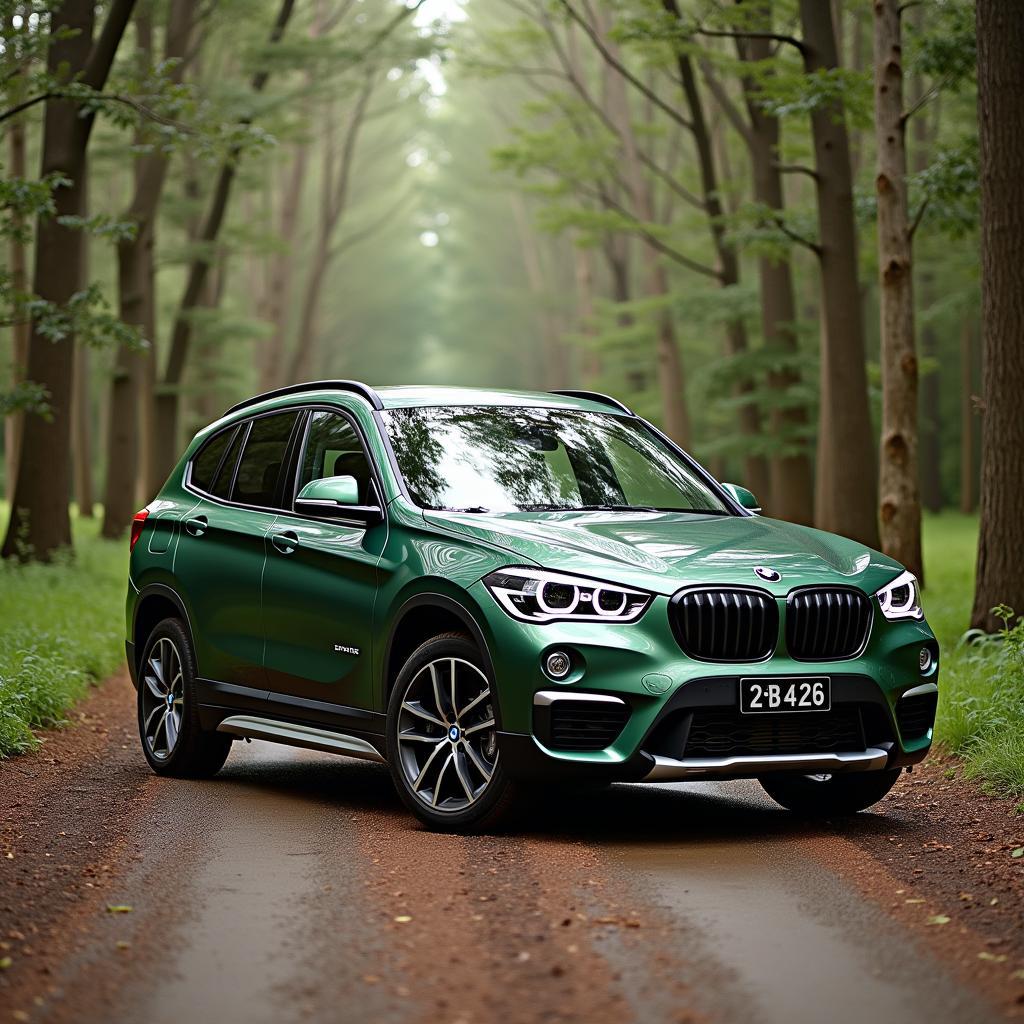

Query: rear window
left=189, top=426, right=236, bottom=493
left=231, top=412, right=299, bottom=509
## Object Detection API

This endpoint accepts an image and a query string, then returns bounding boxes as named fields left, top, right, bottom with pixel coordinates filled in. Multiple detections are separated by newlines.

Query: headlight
left=482, top=567, right=652, bottom=624
left=875, top=570, right=923, bottom=621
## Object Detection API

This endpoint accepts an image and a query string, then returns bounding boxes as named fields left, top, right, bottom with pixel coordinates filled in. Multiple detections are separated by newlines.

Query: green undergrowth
left=0, top=505, right=128, bottom=757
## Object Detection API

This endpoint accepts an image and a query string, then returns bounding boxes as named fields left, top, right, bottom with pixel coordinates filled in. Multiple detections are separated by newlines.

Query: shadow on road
left=203, top=744, right=916, bottom=849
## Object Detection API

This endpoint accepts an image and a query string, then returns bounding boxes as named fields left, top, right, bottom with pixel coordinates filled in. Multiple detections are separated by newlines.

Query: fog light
left=544, top=650, right=572, bottom=680
left=919, top=647, right=933, bottom=673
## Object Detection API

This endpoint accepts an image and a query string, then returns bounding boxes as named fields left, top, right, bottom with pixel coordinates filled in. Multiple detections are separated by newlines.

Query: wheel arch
left=131, top=584, right=195, bottom=687
left=381, top=590, right=497, bottom=713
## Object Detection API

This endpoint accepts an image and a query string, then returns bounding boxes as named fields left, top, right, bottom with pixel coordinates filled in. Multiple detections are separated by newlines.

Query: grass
left=924, top=512, right=1024, bottom=800
left=0, top=504, right=1019, bottom=803
left=0, top=505, right=128, bottom=756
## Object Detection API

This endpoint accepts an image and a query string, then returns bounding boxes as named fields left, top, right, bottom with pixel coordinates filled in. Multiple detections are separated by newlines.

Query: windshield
left=380, top=406, right=731, bottom=515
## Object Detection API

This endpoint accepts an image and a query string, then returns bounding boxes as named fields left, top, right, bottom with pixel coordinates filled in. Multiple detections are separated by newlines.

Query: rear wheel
left=386, top=633, right=517, bottom=832
left=137, top=617, right=232, bottom=778
left=759, top=768, right=901, bottom=816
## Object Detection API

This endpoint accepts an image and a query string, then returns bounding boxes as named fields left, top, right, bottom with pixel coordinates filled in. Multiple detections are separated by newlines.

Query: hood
left=422, top=509, right=903, bottom=598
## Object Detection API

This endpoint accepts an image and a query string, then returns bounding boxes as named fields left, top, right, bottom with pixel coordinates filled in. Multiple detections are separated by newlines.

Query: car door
left=173, top=410, right=300, bottom=693
left=261, top=407, right=388, bottom=717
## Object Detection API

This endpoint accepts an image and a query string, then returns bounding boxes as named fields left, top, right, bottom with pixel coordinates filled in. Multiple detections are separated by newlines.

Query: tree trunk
left=259, top=141, right=310, bottom=390
left=736, top=12, right=814, bottom=525
left=102, top=0, right=192, bottom=535
left=959, top=316, right=976, bottom=515
left=873, top=0, right=922, bottom=579
left=573, top=242, right=601, bottom=383
left=152, top=0, right=295, bottom=482
left=4, top=105, right=29, bottom=503
left=1, top=0, right=136, bottom=561
left=665, top=6, right=769, bottom=497
left=971, top=0, right=1024, bottom=630
left=799, top=0, right=880, bottom=548
left=73, top=345, right=95, bottom=517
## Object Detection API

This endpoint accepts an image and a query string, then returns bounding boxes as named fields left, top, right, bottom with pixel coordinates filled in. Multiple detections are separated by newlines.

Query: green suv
left=126, top=382, right=938, bottom=830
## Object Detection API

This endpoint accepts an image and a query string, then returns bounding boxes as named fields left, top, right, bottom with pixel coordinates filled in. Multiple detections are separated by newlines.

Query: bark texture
left=874, top=0, right=922, bottom=580
left=1, top=0, right=136, bottom=561
left=799, top=0, right=880, bottom=548
left=971, top=0, right=1024, bottom=630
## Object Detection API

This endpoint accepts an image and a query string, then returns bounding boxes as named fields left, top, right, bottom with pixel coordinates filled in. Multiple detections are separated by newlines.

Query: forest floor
left=1, top=671, right=1023, bottom=1024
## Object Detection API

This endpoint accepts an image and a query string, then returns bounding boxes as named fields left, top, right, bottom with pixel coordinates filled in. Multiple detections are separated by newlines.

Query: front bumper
left=469, top=582, right=939, bottom=785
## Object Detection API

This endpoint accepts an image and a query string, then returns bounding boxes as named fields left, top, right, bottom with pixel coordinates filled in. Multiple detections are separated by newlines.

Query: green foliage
left=910, top=136, right=980, bottom=239
left=0, top=507, right=128, bottom=756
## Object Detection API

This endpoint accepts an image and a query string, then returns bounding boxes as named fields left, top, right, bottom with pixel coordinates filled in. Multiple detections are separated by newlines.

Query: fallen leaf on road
left=0, top=957, right=11, bottom=970
left=926, top=915, right=951, bottom=926
left=904, top=898, right=926, bottom=904
left=393, top=915, right=412, bottom=923
left=978, top=952, right=1007, bottom=962
left=106, top=905, right=133, bottom=914
left=1011, top=847, right=1024, bottom=859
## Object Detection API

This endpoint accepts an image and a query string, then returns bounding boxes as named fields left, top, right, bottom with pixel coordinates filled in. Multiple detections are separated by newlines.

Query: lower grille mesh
left=683, top=706, right=866, bottom=758
left=548, top=701, right=629, bottom=752
left=896, top=690, right=937, bottom=740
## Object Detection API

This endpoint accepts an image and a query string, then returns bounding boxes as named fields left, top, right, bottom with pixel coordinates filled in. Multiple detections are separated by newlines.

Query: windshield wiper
left=519, top=503, right=731, bottom=514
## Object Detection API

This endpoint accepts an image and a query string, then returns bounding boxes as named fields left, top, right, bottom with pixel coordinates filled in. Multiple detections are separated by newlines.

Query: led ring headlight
left=875, top=570, right=923, bottom=621
left=483, top=567, right=652, bottom=624
left=593, top=587, right=627, bottom=616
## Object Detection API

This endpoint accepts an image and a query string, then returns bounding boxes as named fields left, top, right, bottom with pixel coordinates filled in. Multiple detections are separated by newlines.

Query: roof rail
left=224, top=380, right=384, bottom=415
left=549, top=389, right=634, bottom=415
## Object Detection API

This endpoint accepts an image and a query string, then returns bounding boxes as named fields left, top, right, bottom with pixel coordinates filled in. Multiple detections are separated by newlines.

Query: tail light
left=130, top=508, right=150, bottom=552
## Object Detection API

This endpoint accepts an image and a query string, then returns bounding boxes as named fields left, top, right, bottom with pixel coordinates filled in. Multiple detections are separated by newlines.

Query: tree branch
left=694, top=26, right=806, bottom=55
left=908, top=197, right=929, bottom=240
left=774, top=162, right=819, bottom=180
left=699, top=57, right=754, bottom=151
left=555, top=0, right=693, bottom=132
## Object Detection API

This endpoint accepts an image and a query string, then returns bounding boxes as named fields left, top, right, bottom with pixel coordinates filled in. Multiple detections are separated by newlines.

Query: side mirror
left=295, top=475, right=382, bottom=524
left=722, top=482, right=761, bottom=513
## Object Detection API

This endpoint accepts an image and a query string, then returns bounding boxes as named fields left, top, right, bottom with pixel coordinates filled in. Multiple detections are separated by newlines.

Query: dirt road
left=2, top=673, right=1023, bottom=1024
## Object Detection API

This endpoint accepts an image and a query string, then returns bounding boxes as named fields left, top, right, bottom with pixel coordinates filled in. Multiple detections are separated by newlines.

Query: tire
left=386, top=632, right=518, bottom=832
left=137, top=617, right=232, bottom=778
left=759, top=768, right=901, bottom=817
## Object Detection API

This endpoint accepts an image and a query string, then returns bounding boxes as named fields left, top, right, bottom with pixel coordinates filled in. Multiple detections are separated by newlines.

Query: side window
left=231, top=412, right=299, bottom=509
left=210, top=425, right=244, bottom=500
left=297, top=411, right=373, bottom=505
left=189, top=426, right=236, bottom=493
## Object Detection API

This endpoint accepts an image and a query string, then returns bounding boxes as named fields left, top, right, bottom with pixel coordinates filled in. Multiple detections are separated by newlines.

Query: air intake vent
left=684, top=706, right=866, bottom=758
left=786, top=588, right=873, bottom=661
left=896, top=689, right=938, bottom=741
left=670, top=588, right=778, bottom=662
left=536, top=698, right=630, bottom=752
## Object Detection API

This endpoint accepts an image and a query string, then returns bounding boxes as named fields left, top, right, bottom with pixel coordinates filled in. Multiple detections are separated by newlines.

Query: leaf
left=393, top=915, right=412, bottom=923
left=978, top=952, right=1007, bottom=963
left=106, top=905, right=133, bottom=914
left=1011, top=847, right=1023, bottom=858
left=927, top=914, right=951, bottom=926
left=0, top=957, right=11, bottom=970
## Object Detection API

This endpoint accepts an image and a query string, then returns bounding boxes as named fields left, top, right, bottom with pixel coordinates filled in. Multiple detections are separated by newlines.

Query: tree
left=101, top=0, right=194, bottom=537
left=873, top=0, right=922, bottom=580
left=2, top=0, right=137, bottom=561
left=970, top=0, right=1024, bottom=631
left=799, top=0, right=879, bottom=548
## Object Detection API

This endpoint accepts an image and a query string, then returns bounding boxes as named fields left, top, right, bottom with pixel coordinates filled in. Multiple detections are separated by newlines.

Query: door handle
left=271, top=530, right=299, bottom=555
left=184, top=515, right=208, bottom=537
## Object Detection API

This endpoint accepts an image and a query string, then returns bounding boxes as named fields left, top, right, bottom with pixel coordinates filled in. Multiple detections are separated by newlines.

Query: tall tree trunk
left=665, top=2, right=770, bottom=497
left=1, top=0, right=136, bottom=561
left=151, top=0, right=295, bottom=482
left=874, top=0, right=922, bottom=580
left=4, top=102, right=29, bottom=503
left=799, top=0, right=880, bottom=548
left=103, top=0, right=192, bottom=535
left=971, top=2, right=1024, bottom=628
left=287, top=73, right=373, bottom=383
left=573, top=242, right=601, bottom=383
left=259, top=141, right=310, bottom=390
left=959, top=315, right=976, bottom=515
left=735, top=9, right=814, bottom=525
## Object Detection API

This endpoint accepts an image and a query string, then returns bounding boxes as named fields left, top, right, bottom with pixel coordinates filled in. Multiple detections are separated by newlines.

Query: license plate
left=740, top=677, right=830, bottom=714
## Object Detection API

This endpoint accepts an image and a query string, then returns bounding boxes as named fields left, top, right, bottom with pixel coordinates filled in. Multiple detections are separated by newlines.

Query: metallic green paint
left=127, top=384, right=938, bottom=781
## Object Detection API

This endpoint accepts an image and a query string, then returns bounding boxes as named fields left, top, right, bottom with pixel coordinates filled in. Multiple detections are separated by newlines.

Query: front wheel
left=386, top=633, right=518, bottom=832
left=759, top=768, right=901, bottom=816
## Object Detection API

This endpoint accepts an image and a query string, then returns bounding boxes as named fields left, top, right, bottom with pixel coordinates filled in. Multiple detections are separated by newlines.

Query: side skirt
left=216, top=714, right=386, bottom=763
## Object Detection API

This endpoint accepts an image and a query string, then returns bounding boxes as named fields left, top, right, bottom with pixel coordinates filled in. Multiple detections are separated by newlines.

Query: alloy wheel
left=141, top=636, right=185, bottom=761
left=396, top=657, right=498, bottom=812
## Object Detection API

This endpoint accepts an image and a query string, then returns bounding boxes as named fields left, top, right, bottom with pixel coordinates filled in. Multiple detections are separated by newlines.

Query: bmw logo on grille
left=754, top=566, right=782, bottom=583
left=448, top=725, right=461, bottom=742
